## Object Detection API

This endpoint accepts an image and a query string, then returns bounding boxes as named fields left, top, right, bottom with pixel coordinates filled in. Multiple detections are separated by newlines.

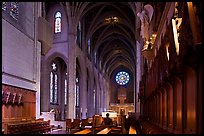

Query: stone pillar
left=80, top=57, right=87, bottom=119
left=67, top=31, right=76, bottom=119
left=34, top=2, right=42, bottom=119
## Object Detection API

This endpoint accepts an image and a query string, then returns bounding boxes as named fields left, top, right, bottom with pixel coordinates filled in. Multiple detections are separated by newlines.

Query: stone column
left=34, top=2, right=42, bottom=119
left=135, top=2, right=142, bottom=115
left=80, top=56, right=87, bottom=119
left=67, top=30, right=77, bottom=119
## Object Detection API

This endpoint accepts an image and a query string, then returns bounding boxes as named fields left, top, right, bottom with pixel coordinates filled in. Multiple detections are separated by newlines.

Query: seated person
left=102, top=113, right=113, bottom=126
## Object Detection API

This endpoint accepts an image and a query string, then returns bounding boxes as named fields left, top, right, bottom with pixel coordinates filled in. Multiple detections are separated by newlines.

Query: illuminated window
left=93, top=89, right=96, bottom=109
left=115, top=71, right=130, bottom=85
left=55, top=11, right=62, bottom=33
left=75, top=75, right=80, bottom=118
left=2, top=2, right=7, bottom=11
left=10, top=2, right=19, bottom=20
left=64, top=73, right=67, bottom=105
left=50, top=62, right=58, bottom=104
left=75, top=77, right=80, bottom=107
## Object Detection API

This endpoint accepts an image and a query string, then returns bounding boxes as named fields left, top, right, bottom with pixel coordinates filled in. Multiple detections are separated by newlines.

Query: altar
left=39, top=112, right=66, bottom=130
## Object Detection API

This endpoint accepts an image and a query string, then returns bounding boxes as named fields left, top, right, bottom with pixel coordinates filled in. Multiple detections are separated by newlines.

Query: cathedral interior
left=2, top=2, right=202, bottom=134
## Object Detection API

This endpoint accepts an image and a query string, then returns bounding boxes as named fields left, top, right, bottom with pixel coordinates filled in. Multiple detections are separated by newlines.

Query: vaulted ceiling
left=80, top=2, right=137, bottom=78
left=46, top=2, right=138, bottom=80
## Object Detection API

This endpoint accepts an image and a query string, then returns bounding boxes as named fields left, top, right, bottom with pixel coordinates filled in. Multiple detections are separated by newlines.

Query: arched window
left=55, top=11, right=62, bottom=33
left=10, top=2, right=19, bottom=20
left=115, top=71, right=130, bottom=85
left=50, top=62, right=58, bottom=104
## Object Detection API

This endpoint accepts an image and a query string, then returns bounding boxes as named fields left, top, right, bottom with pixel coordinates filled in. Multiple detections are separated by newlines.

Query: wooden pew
left=4, top=120, right=51, bottom=134
left=140, top=121, right=170, bottom=134
left=97, top=128, right=111, bottom=134
left=74, top=129, right=91, bottom=134
left=129, top=126, right=137, bottom=134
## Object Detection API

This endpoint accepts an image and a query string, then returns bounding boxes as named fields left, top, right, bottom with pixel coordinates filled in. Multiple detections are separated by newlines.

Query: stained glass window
left=75, top=77, right=80, bottom=107
left=54, top=74, right=58, bottom=103
left=64, top=73, right=67, bottom=105
left=55, top=11, right=61, bottom=33
left=50, top=62, right=58, bottom=104
left=10, top=2, right=19, bottom=20
left=115, top=71, right=130, bottom=85
left=50, top=72, right=53, bottom=103
left=2, top=2, right=7, bottom=11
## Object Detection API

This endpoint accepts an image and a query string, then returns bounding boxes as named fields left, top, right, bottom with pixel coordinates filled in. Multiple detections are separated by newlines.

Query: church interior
left=2, top=2, right=202, bottom=134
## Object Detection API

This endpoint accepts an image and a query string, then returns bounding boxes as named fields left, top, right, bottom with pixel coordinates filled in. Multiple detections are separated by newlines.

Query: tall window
left=76, top=21, right=82, bottom=48
left=75, top=76, right=80, bottom=118
left=75, top=77, right=80, bottom=107
left=50, top=62, right=58, bottom=104
left=55, top=11, right=62, bottom=33
left=94, top=52, right=97, bottom=64
left=64, top=73, right=67, bottom=105
left=88, top=38, right=91, bottom=56
left=10, top=2, right=19, bottom=20
left=93, top=89, right=96, bottom=109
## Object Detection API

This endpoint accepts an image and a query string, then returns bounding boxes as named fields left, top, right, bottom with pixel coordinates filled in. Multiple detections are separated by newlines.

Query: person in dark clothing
left=103, top=113, right=113, bottom=126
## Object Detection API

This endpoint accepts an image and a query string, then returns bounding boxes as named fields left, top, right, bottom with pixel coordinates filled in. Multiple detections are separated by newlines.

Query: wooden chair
left=66, top=119, right=72, bottom=132
left=81, top=119, right=88, bottom=129
left=72, top=119, right=80, bottom=129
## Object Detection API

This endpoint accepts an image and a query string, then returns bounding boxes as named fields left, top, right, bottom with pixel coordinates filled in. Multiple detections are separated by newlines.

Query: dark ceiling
left=80, top=2, right=137, bottom=78
left=45, top=2, right=141, bottom=80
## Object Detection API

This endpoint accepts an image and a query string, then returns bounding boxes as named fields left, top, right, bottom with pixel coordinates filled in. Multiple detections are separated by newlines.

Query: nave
left=2, top=2, right=202, bottom=134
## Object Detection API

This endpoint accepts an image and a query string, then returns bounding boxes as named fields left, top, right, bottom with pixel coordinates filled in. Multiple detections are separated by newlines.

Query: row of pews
left=140, top=121, right=170, bottom=134
left=74, top=126, right=135, bottom=134
left=73, top=127, right=119, bottom=134
left=71, top=114, right=137, bottom=134
left=3, top=119, right=51, bottom=134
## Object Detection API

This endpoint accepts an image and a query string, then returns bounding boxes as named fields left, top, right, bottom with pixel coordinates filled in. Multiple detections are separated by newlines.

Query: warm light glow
left=102, top=111, right=117, bottom=118
left=172, top=19, right=180, bottom=55
left=152, top=34, right=157, bottom=38
left=166, top=44, right=170, bottom=61
left=104, top=16, right=119, bottom=24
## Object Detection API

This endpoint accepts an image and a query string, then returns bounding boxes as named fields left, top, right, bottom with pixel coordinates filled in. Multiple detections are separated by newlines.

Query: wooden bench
left=74, top=129, right=91, bottom=134
left=4, top=120, right=51, bottom=134
left=97, top=128, right=111, bottom=134
left=109, top=126, right=122, bottom=134
left=141, top=121, right=170, bottom=134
